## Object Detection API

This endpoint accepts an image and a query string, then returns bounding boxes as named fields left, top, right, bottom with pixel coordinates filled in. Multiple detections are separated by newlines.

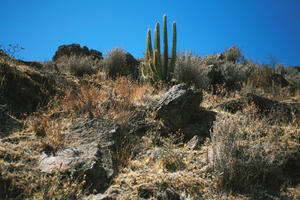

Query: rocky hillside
left=0, top=44, right=299, bottom=200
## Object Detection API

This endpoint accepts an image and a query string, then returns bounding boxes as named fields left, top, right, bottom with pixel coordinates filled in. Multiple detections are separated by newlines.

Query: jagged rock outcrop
left=155, top=83, right=216, bottom=140
left=0, top=63, right=56, bottom=118
left=52, top=44, right=103, bottom=61
left=39, top=118, right=122, bottom=193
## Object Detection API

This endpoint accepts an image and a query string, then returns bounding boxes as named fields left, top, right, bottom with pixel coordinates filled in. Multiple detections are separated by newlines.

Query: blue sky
left=1, top=0, right=300, bottom=66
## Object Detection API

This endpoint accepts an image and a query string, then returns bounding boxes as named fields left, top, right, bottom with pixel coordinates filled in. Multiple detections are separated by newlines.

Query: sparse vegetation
left=174, top=51, right=210, bottom=89
left=54, top=55, right=102, bottom=77
left=1, top=29, right=300, bottom=199
left=211, top=106, right=300, bottom=193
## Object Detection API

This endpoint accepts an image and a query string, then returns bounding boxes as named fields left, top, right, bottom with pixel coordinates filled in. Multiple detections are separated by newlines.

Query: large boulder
left=155, top=84, right=216, bottom=140
left=155, top=84, right=203, bottom=130
left=39, top=118, right=122, bottom=193
left=52, top=44, right=103, bottom=61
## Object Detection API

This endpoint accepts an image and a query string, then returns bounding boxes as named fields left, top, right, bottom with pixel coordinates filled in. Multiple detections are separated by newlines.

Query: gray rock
left=39, top=118, right=121, bottom=193
left=155, top=83, right=203, bottom=132
left=156, top=84, right=216, bottom=141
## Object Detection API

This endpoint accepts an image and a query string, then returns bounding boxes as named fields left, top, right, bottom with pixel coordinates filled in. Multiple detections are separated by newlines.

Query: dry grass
left=210, top=104, right=300, bottom=193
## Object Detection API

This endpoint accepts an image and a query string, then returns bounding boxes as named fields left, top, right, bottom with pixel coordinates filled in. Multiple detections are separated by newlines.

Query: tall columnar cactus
left=154, top=22, right=161, bottom=73
left=146, top=29, right=153, bottom=61
left=141, top=14, right=177, bottom=82
left=170, top=21, right=177, bottom=79
left=162, top=14, right=168, bottom=80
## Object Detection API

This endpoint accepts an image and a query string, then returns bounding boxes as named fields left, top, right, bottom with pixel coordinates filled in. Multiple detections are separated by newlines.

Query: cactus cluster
left=141, top=14, right=177, bottom=82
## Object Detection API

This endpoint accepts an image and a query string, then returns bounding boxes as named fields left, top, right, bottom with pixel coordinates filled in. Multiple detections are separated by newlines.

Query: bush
left=210, top=109, right=300, bottom=192
left=174, top=52, right=209, bottom=89
left=248, top=65, right=275, bottom=92
left=225, top=45, right=242, bottom=63
left=55, top=55, right=101, bottom=77
left=103, top=48, right=128, bottom=78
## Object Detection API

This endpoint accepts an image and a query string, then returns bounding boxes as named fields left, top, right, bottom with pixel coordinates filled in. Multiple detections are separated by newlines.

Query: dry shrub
left=103, top=48, right=128, bottom=78
left=210, top=105, right=300, bottom=193
left=248, top=65, right=276, bottom=92
left=31, top=76, right=154, bottom=149
left=224, top=45, right=242, bottom=63
left=55, top=55, right=102, bottom=77
left=174, top=51, right=210, bottom=89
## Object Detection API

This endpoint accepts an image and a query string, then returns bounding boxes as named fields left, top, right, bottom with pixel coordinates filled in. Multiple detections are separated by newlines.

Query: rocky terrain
left=0, top=44, right=299, bottom=199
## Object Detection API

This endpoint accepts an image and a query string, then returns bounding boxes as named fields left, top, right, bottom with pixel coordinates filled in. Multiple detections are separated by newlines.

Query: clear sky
left=1, top=0, right=300, bottom=66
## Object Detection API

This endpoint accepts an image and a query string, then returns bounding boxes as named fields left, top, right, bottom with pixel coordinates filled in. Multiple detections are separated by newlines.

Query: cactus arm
left=163, top=14, right=168, bottom=81
left=170, top=21, right=177, bottom=80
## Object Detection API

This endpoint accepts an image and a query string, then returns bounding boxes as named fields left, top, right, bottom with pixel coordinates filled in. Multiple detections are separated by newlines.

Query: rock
left=18, top=60, right=43, bottom=69
left=186, top=135, right=199, bottom=150
left=155, top=83, right=203, bottom=132
left=124, top=52, right=139, bottom=79
left=270, top=74, right=289, bottom=87
left=165, top=187, right=181, bottom=200
left=284, top=66, right=300, bottom=92
left=104, top=50, right=139, bottom=79
left=186, top=108, right=217, bottom=138
left=39, top=118, right=121, bottom=193
left=0, top=104, right=22, bottom=138
left=0, top=63, right=56, bottom=118
left=52, top=44, right=103, bottom=61
left=285, top=66, right=300, bottom=76
left=155, top=84, right=216, bottom=141
left=217, top=93, right=298, bottom=123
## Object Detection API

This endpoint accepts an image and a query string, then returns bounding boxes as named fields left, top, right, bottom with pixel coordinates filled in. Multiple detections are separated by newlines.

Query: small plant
left=0, top=43, right=24, bottom=60
left=141, top=14, right=177, bottom=82
left=160, top=134, right=185, bottom=172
